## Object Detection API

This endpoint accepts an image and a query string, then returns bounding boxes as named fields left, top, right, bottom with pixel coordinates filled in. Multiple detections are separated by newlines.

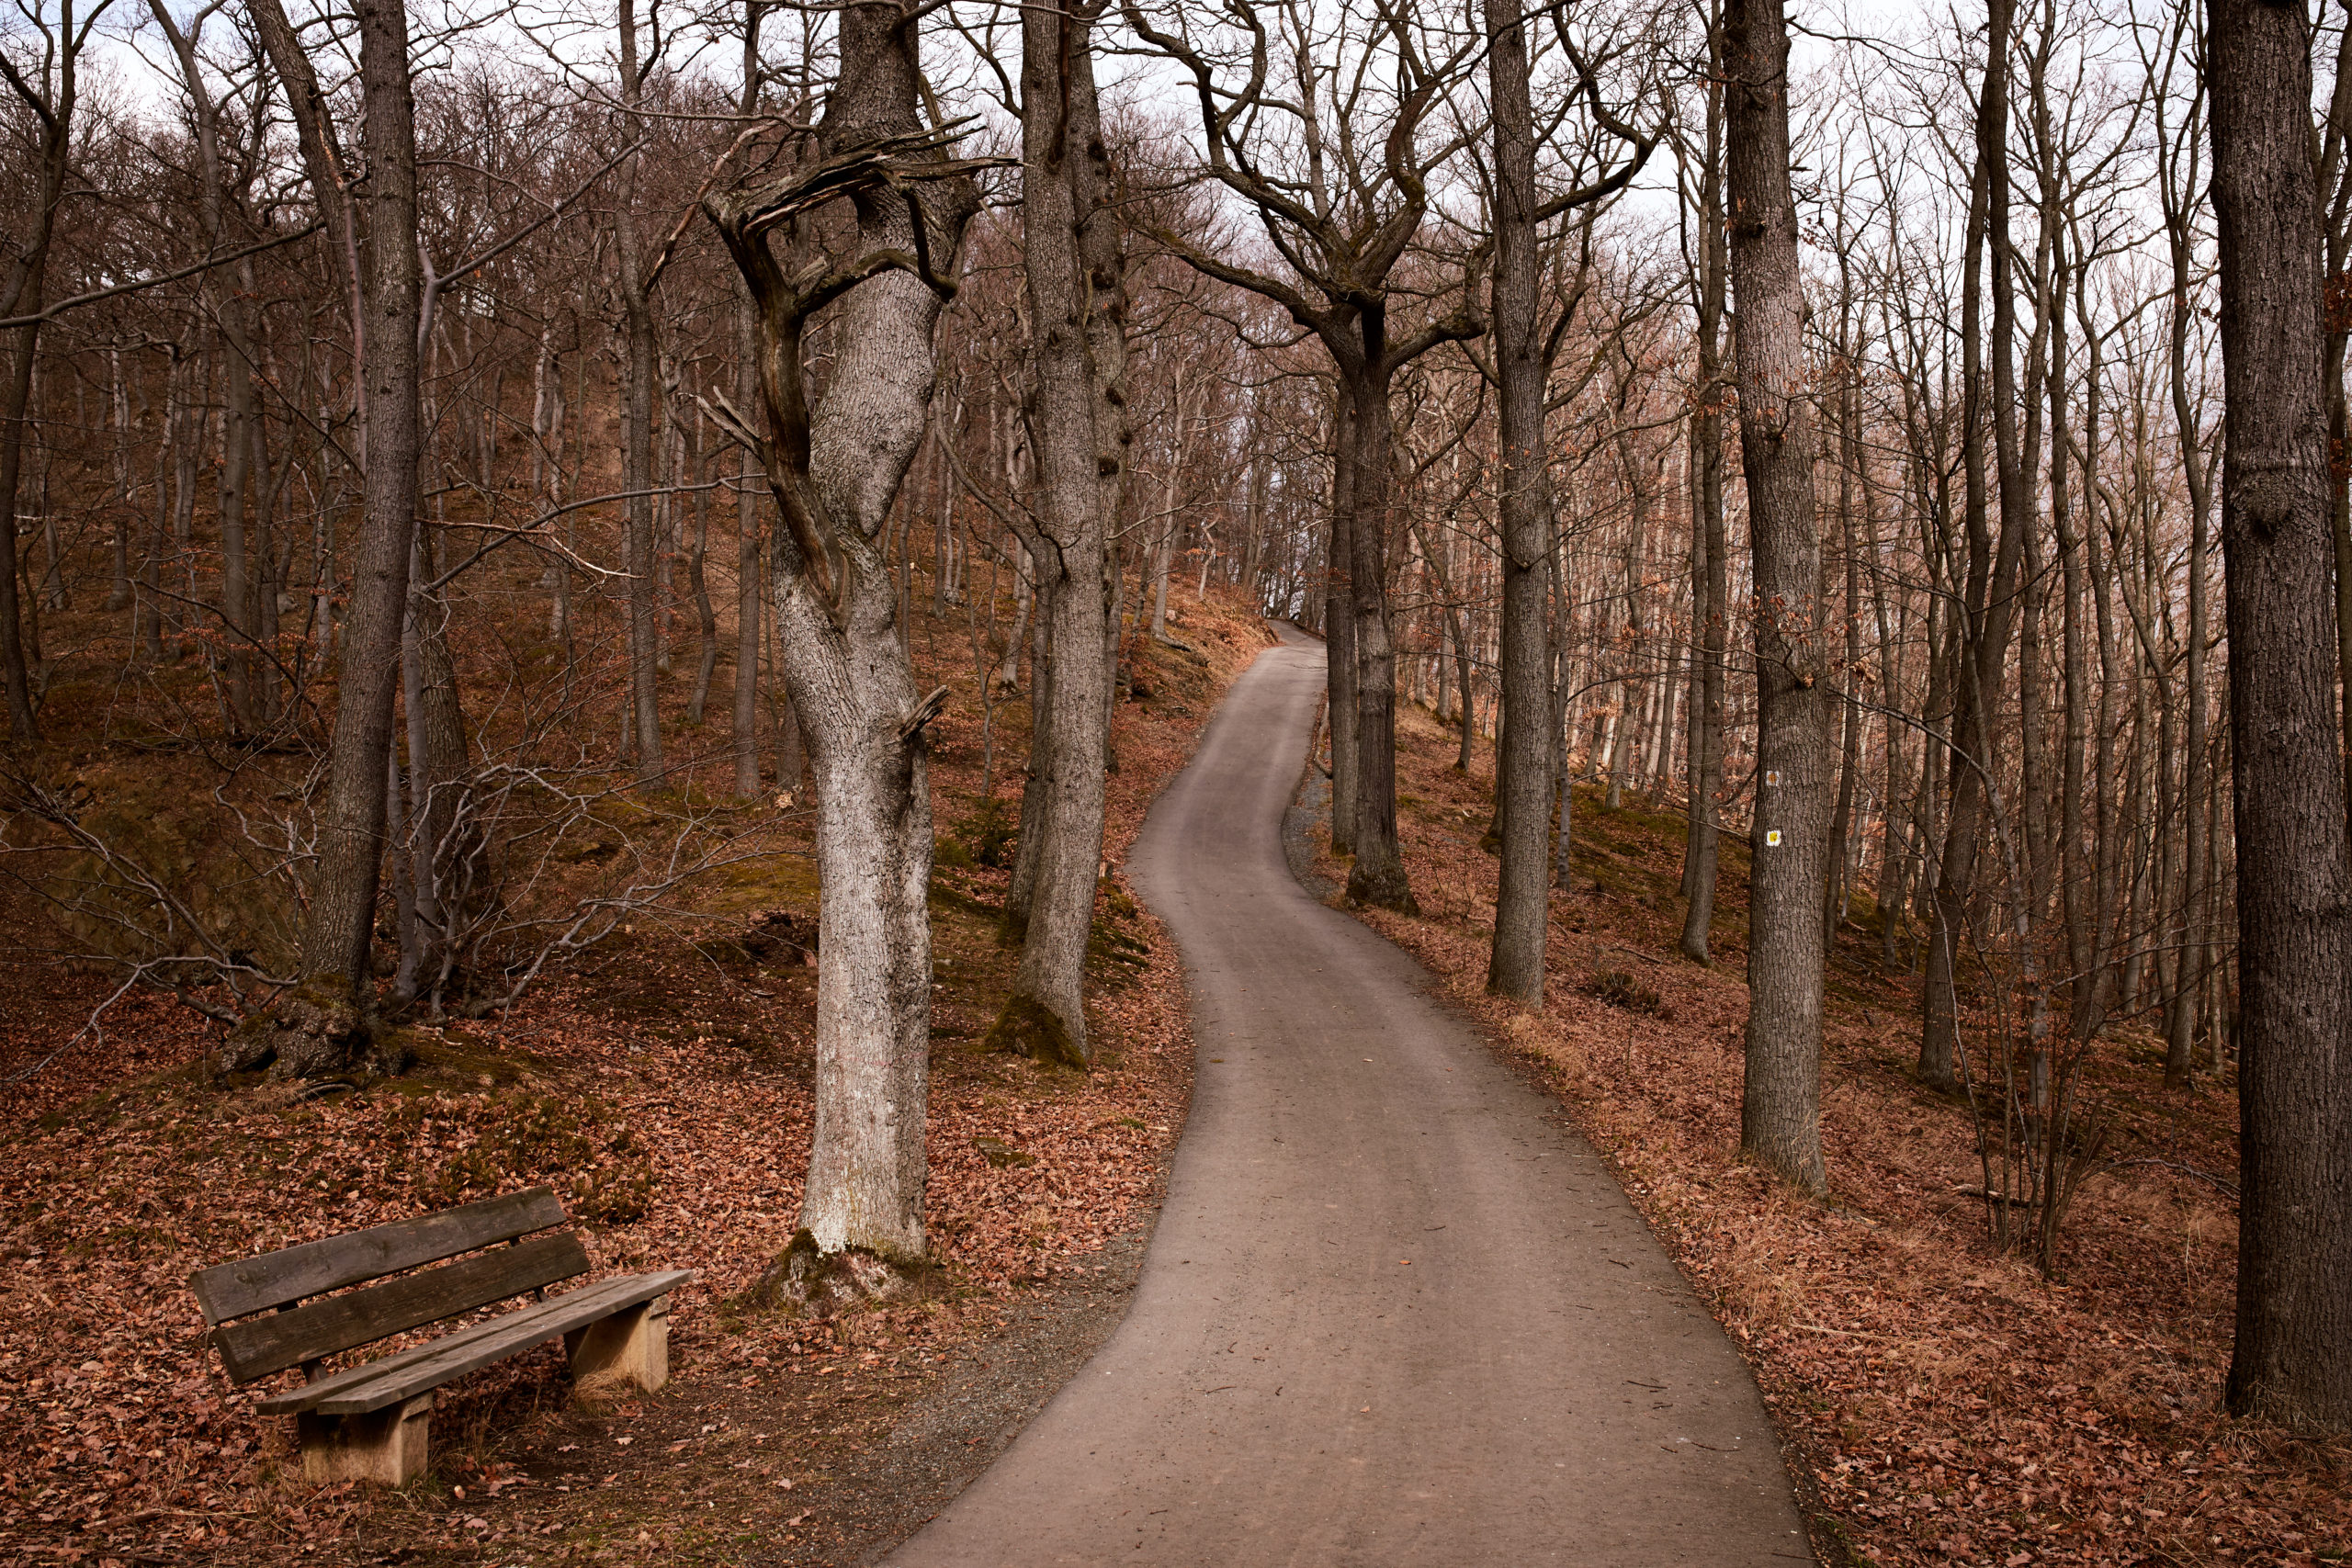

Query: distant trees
left=0, top=0, right=108, bottom=741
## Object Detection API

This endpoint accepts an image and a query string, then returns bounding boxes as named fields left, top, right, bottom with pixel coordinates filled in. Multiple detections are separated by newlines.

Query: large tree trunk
left=710, top=0, right=978, bottom=1263
left=1483, top=0, right=1556, bottom=1004
left=2209, top=0, right=2352, bottom=1435
left=1724, top=0, right=1828, bottom=1196
left=985, top=0, right=1126, bottom=1067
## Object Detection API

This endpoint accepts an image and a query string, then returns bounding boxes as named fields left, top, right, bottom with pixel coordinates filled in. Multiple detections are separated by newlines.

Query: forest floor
left=0, top=583, right=1276, bottom=1568
left=1315, top=701, right=2348, bottom=1568
left=6, top=593, right=2347, bottom=1568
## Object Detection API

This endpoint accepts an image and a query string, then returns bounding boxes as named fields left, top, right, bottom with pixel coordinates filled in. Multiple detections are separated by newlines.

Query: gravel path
left=882, top=628, right=1814, bottom=1566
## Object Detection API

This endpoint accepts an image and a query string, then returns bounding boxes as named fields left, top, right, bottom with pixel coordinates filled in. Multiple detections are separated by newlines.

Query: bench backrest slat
left=187, top=1187, right=567, bottom=1325
left=208, top=1230, right=592, bottom=1383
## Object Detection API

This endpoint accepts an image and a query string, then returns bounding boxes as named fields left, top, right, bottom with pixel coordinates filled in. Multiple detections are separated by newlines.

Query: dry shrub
left=1718, top=1231, right=1810, bottom=1337
left=1584, top=966, right=1665, bottom=1015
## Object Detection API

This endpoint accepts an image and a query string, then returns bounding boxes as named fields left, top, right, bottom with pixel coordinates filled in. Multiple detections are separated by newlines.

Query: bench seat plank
left=191, top=1187, right=567, bottom=1325
left=255, top=1269, right=694, bottom=1417
left=212, top=1232, right=591, bottom=1384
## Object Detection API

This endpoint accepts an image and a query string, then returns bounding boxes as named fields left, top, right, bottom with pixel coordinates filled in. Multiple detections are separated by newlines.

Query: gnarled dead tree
left=703, top=4, right=983, bottom=1265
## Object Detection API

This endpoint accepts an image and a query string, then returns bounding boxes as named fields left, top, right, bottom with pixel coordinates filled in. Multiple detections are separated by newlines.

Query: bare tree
left=2208, top=0, right=2352, bottom=1435
left=616, top=0, right=666, bottom=784
left=732, top=0, right=770, bottom=800
left=704, top=2, right=983, bottom=1263
left=1481, top=0, right=1653, bottom=1004
left=220, top=0, right=426, bottom=1077
left=980, top=0, right=1129, bottom=1067
left=1122, top=0, right=1484, bottom=912
left=1676, top=0, right=1730, bottom=966
left=0, top=0, right=114, bottom=741
left=1724, top=0, right=1827, bottom=1195
left=1919, top=0, right=2034, bottom=1093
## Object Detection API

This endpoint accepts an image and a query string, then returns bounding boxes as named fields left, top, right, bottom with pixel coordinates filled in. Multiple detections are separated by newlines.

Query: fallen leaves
left=0, top=590, right=1275, bottom=1565
left=1332, top=703, right=2350, bottom=1568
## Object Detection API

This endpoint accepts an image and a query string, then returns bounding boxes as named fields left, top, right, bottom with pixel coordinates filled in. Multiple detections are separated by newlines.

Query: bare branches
left=700, top=114, right=994, bottom=623
left=0, top=222, right=327, bottom=333
left=718, top=122, right=999, bottom=246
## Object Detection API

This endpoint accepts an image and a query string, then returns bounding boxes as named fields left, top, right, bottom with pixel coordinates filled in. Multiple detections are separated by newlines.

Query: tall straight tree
left=1724, top=0, right=1828, bottom=1194
left=705, top=1, right=982, bottom=1261
left=1482, top=2, right=1651, bottom=1004
left=2207, top=0, right=2352, bottom=1434
left=1677, top=4, right=1730, bottom=965
left=616, top=0, right=666, bottom=783
left=219, top=0, right=424, bottom=1076
left=1919, top=0, right=2031, bottom=1092
left=731, top=0, right=767, bottom=800
left=983, top=0, right=1128, bottom=1066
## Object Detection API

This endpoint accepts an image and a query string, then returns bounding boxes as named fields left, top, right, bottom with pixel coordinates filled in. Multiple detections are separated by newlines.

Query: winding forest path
left=885, top=627, right=1813, bottom=1566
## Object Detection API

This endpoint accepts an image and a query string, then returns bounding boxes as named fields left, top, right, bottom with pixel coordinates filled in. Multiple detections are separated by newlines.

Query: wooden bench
left=189, top=1186, right=693, bottom=1484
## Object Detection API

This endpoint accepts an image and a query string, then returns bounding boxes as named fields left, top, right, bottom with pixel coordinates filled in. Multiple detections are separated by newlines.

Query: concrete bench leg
left=296, top=1393, right=432, bottom=1485
left=568, top=1292, right=671, bottom=1396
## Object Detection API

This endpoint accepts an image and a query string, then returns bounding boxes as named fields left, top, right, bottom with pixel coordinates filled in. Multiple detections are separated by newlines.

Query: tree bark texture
left=295, top=0, right=423, bottom=1023
left=1679, top=20, right=1729, bottom=964
left=1326, top=389, right=1358, bottom=857
left=1342, top=366, right=1415, bottom=913
left=2209, top=0, right=2352, bottom=1435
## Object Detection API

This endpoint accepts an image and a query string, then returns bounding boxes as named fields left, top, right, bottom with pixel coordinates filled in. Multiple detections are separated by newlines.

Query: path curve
left=886, top=629, right=1813, bottom=1566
